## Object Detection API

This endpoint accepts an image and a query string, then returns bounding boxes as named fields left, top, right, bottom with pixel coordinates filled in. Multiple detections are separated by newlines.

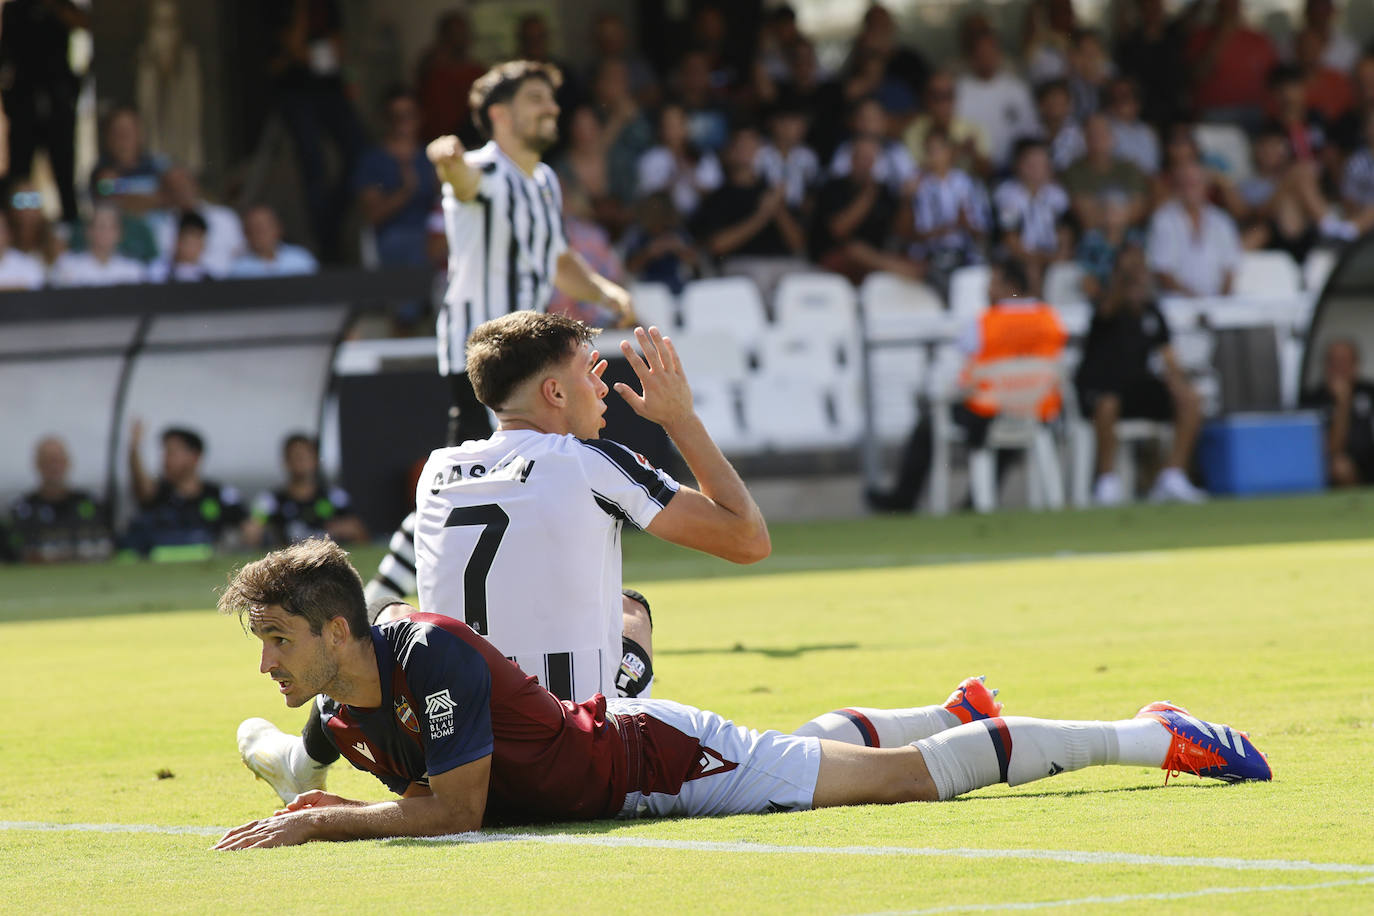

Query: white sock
left=289, top=736, right=330, bottom=778
left=915, top=717, right=1171, bottom=800
left=794, top=705, right=961, bottom=747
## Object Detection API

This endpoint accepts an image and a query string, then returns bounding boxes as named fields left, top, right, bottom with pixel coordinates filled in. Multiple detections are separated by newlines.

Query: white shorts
left=606, top=697, right=822, bottom=819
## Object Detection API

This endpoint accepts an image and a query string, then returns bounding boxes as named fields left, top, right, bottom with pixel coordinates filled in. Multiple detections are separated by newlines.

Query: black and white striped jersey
left=413, top=429, right=679, bottom=702
left=437, top=141, right=569, bottom=375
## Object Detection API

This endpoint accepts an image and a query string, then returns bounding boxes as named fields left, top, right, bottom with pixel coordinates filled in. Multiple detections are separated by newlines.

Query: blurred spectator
left=1147, top=161, right=1241, bottom=296
left=1293, top=27, right=1353, bottom=124
left=1076, top=191, right=1140, bottom=300
left=1021, top=0, right=1077, bottom=83
left=829, top=96, right=918, bottom=195
left=89, top=107, right=166, bottom=215
left=1288, top=0, right=1360, bottom=73
left=1331, top=54, right=1374, bottom=154
left=591, top=59, right=654, bottom=210
left=1266, top=65, right=1327, bottom=165
left=810, top=133, right=917, bottom=284
left=1112, top=0, right=1191, bottom=130
left=842, top=4, right=928, bottom=117
left=229, top=204, right=319, bottom=277
left=756, top=100, right=819, bottom=210
left=904, top=70, right=990, bottom=176
left=956, top=29, right=1039, bottom=172
left=354, top=88, right=439, bottom=269
left=135, top=0, right=203, bottom=173
left=415, top=10, right=485, bottom=145
left=685, top=5, right=742, bottom=91
left=243, top=433, right=365, bottom=548
left=555, top=106, right=629, bottom=236
left=910, top=129, right=989, bottom=295
left=49, top=206, right=146, bottom=287
left=867, top=256, right=1065, bottom=513
left=1153, top=123, right=1243, bottom=211
left=6, top=181, right=60, bottom=265
left=0, top=209, right=44, bottom=289
left=690, top=126, right=804, bottom=262
left=1339, top=111, right=1374, bottom=235
left=125, top=422, right=245, bottom=555
left=757, top=4, right=804, bottom=85
left=1066, top=29, right=1112, bottom=123
left=1062, top=114, right=1149, bottom=230
left=147, top=211, right=211, bottom=283
left=548, top=186, right=625, bottom=325
left=621, top=192, right=700, bottom=294
left=1074, top=242, right=1205, bottom=505
left=1185, top=0, right=1278, bottom=129
left=1035, top=79, right=1085, bottom=172
left=1105, top=77, right=1160, bottom=175
left=994, top=139, right=1069, bottom=295
left=265, top=0, right=367, bottom=262
left=0, top=0, right=85, bottom=223
left=1239, top=125, right=1328, bottom=260
left=147, top=165, right=246, bottom=276
left=781, top=40, right=846, bottom=162
left=636, top=102, right=722, bottom=220
left=516, top=11, right=584, bottom=148
left=673, top=48, right=731, bottom=153
left=9, top=436, right=113, bottom=563
left=589, top=11, right=658, bottom=108
left=1300, top=338, right=1374, bottom=487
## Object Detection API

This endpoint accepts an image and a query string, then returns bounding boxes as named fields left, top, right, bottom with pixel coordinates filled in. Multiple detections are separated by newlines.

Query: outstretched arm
left=615, top=327, right=770, bottom=564
left=213, top=755, right=491, bottom=849
left=427, top=135, right=481, bottom=202
left=554, top=250, right=636, bottom=327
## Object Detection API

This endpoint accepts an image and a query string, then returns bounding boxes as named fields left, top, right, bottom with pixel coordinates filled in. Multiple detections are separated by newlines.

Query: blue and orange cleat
left=1135, top=701, right=1272, bottom=784
left=943, top=675, right=1004, bottom=725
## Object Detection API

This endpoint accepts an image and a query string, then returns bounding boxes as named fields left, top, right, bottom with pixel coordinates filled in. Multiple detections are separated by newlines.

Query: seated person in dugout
left=1300, top=338, right=1374, bottom=487
left=215, top=540, right=1269, bottom=849
left=9, top=436, right=114, bottom=563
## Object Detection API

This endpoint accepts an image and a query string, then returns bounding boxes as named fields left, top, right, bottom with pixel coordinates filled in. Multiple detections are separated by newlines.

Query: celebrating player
left=215, top=540, right=1271, bottom=850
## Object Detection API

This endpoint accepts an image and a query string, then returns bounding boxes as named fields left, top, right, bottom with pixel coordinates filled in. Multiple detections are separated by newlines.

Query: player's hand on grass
left=615, top=327, right=694, bottom=429
left=213, top=810, right=314, bottom=850
left=272, top=789, right=359, bottom=817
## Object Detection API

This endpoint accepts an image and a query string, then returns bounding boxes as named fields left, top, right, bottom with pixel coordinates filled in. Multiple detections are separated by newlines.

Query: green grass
left=2, top=496, right=1373, bottom=913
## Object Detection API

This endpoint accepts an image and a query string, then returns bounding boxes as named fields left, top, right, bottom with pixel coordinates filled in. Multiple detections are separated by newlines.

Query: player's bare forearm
left=214, top=795, right=478, bottom=849
left=555, top=251, right=635, bottom=325
left=428, top=135, right=479, bottom=201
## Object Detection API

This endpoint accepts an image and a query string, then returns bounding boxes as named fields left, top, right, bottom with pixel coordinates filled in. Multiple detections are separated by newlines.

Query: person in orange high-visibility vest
left=867, top=255, right=1066, bottom=512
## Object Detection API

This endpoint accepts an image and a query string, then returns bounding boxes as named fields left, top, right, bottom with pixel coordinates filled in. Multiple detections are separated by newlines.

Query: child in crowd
left=909, top=129, right=989, bottom=296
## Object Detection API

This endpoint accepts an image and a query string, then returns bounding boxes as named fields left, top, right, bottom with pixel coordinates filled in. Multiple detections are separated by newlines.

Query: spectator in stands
left=909, top=129, right=989, bottom=295
left=1105, top=77, right=1160, bottom=175
left=243, top=433, right=365, bottom=549
left=1340, top=110, right=1374, bottom=234
left=756, top=4, right=803, bottom=86
left=1294, top=26, right=1353, bottom=124
left=354, top=88, right=439, bottom=270
left=1112, top=0, right=1191, bottom=130
left=1266, top=65, right=1328, bottom=166
left=0, top=208, right=45, bottom=289
left=1062, top=113, right=1149, bottom=230
left=636, top=102, right=722, bottom=221
left=6, top=181, right=59, bottom=266
left=1147, top=161, right=1242, bottom=296
left=904, top=70, right=990, bottom=177
left=1185, top=0, right=1278, bottom=129
left=690, top=126, right=805, bottom=264
left=994, top=139, right=1069, bottom=296
left=147, top=166, right=245, bottom=276
left=757, top=100, right=820, bottom=211
left=1238, top=125, right=1328, bottom=261
left=1300, top=338, right=1374, bottom=487
left=555, top=106, right=628, bottom=237
left=1065, top=29, right=1111, bottom=123
left=9, top=436, right=113, bottom=563
left=673, top=48, right=731, bottom=154
left=829, top=96, right=918, bottom=195
left=783, top=40, right=846, bottom=163
left=956, top=28, right=1039, bottom=172
left=1021, top=0, right=1077, bottom=84
left=1075, top=242, right=1205, bottom=505
left=588, top=11, right=658, bottom=108
left=49, top=205, right=146, bottom=287
left=415, top=10, right=485, bottom=146
left=1153, top=124, right=1245, bottom=214
left=591, top=58, right=654, bottom=211
left=124, top=421, right=246, bottom=555
left=146, top=211, right=211, bottom=283
left=548, top=186, right=626, bottom=325
left=1035, top=79, right=1085, bottom=173
left=622, top=191, right=700, bottom=294
left=229, top=204, right=319, bottom=277
left=866, top=256, right=1066, bottom=513
left=810, top=133, right=918, bottom=284
left=89, top=107, right=166, bottom=215
left=1076, top=190, right=1140, bottom=301
left=1290, top=0, right=1360, bottom=74
left=854, top=4, right=930, bottom=105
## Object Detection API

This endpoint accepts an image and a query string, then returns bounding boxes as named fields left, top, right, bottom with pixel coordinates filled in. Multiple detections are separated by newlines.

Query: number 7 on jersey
left=442, top=504, right=510, bottom=636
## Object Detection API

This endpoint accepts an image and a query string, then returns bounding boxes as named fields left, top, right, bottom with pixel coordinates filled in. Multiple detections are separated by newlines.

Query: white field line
left=8, top=821, right=1372, bottom=879
left=861, top=875, right=1374, bottom=914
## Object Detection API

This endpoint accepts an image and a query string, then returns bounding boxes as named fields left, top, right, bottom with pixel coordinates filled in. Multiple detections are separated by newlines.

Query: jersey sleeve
left=399, top=622, right=495, bottom=777
left=575, top=438, right=680, bottom=530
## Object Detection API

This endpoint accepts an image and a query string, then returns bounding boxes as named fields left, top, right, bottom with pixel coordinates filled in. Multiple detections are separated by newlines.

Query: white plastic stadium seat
left=679, top=276, right=768, bottom=339
left=741, top=373, right=848, bottom=450
left=665, top=329, right=750, bottom=386
left=867, top=347, right=927, bottom=441
left=1043, top=261, right=1087, bottom=307
left=774, top=271, right=858, bottom=333
left=947, top=265, right=990, bottom=321
left=1193, top=124, right=1252, bottom=182
left=689, top=376, right=756, bottom=454
left=1303, top=248, right=1338, bottom=292
left=1233, top=250, right=1301, bottom=298
left=629, top=282, right=679, bottom=330
left=1054, top=301, right=1093, bottom=338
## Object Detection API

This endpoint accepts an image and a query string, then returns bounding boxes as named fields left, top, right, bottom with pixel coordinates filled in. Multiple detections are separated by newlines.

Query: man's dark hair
left=177, top=210, right=208, bottom=236
left=465, top=311, right=599, bottom=410
left=218, top=538, right=368, bottom=638
left=991, top=254, right=1030, bottom=297
left=469, top=60, right=563, bottom=138
left=1035, top=78, right=1071, bottom=104
left=1012, top=136, right=1048, bottom=163
left=162, top=426, right=204, bottom=455
left=282, top=432, right=318, bottom=456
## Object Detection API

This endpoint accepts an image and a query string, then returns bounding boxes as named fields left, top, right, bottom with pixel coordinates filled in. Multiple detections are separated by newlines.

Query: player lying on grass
left=215, top=539, right=1271, bottom=850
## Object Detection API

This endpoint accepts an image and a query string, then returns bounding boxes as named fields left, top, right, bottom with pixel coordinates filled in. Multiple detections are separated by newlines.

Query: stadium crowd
left=6, top=0, right=1374, bottom=561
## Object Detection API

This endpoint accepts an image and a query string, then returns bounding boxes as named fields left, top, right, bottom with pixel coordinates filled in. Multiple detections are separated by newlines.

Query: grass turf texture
left=1, top=494, right=1371, bottom=913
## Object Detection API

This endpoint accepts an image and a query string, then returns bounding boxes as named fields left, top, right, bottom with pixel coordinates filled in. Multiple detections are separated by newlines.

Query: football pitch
left=2, top=494, right=1372, bottom=914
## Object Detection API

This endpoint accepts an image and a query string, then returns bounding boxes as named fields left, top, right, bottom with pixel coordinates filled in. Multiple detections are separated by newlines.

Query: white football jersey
left=414, top=428, right=679, bottom=701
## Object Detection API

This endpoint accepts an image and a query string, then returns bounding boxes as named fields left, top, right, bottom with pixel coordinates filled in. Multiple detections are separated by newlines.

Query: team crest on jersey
left=425, top=689, right=456, bottom=740
left=686, top=747, right=738, bottom=782
left=631, top=451, right=655, bottom=472
left=395, top=697, right=420, bottom=734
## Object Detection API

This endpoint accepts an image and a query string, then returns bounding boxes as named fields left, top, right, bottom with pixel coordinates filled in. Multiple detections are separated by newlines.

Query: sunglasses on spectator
left=11, top=191, right=43, bottom=210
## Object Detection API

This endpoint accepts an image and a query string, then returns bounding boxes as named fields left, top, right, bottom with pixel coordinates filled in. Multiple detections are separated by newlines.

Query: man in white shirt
left=0, top=214, right=45, bottom=290
left=955, top=30, right=1039, bottom=171
left=49, top=205, right=146, bottom=287
left=228, top=205, right=318, bottom=278
left=147, top=166, right=245, bottom=276
left=1147, top=162, right=1241, bottom=297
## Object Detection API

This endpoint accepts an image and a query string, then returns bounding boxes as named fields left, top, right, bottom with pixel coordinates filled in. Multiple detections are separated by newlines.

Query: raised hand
left=613, top=327, right=694, bottom=429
